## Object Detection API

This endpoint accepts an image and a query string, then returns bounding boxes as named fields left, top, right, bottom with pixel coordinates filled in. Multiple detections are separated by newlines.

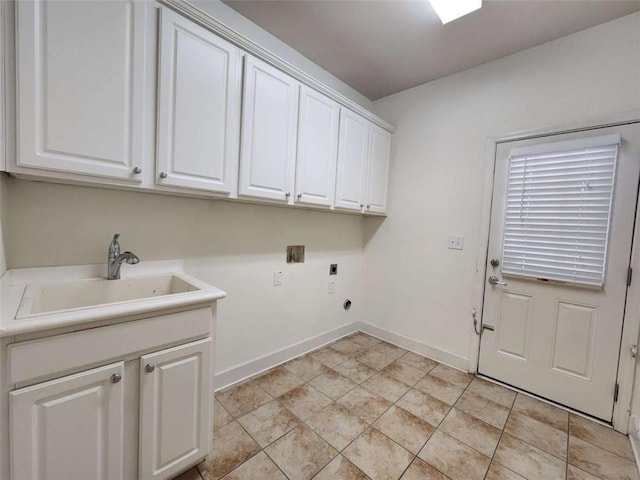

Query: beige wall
left=366, top=13, right=640, bottom=364
left=2, top=177, right=363, bottom=376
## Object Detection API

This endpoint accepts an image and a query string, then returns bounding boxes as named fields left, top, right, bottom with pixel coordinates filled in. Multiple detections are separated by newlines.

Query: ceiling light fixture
left=428, top=0, right=482, bottom=24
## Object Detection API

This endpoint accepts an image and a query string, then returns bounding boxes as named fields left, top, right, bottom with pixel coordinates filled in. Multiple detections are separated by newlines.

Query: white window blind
left=502, top=134, right=620, bottom=287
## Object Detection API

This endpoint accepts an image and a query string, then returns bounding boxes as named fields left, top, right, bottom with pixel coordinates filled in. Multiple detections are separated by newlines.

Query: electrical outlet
left=328, top=280, right=335, bottom=294
left=273, top=271, right=283, bottom=286
left=447, top=235, right=464, bottom=250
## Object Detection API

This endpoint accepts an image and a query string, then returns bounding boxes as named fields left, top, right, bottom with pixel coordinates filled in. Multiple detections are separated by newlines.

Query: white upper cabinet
left=239, top=55, right=299, bottom=202
left=156, top=8, right=242, bottom=194
left=15, top=0, right=147, bottom=181
left=335, top=109, right=370, bottom=211
left=294, top=86, right=340, bottom=207
left=364, top=125, right=392, bottom=214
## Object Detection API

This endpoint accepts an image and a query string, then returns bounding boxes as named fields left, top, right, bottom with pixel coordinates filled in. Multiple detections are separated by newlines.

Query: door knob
left=490, top=258, right=500, bottom=268
left=488, top=275, right=507, bottom=286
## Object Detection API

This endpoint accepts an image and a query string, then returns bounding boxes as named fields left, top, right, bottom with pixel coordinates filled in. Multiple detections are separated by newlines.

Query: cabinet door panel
left=239, top=56, right=299, bottom=202
left=156, top=8, right=241, bottom=193
left=295, top=86, right=340, bottom=207
left=10, top=362, right=125, bottom=480
left=365, top=125, right=391, bottom=214
left=335, top=110, right=369, bottom=211
left=16, top=0, right=146, bottom=181
left=139, top=338, right=212, bottom=480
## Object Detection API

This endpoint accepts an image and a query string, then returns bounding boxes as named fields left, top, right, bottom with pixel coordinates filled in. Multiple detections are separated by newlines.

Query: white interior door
left=479, top=123, right=640, bottom=422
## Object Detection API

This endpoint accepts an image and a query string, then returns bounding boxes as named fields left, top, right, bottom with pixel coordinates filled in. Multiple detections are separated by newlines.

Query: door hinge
left=628, top=267, right=633, bottom=287
left=614, top=383, right=619, bottom=403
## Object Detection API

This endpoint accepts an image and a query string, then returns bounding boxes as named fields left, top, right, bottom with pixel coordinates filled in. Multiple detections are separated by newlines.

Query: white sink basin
left=16, top=274, right=203, bottom=318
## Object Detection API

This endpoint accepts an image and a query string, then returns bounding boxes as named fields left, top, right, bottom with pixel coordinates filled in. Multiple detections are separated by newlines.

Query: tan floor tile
left=216, top=381, right=272, bottom=418
left=330, top=338, right=368, bottom=356
left=265, top=425, right=337, bottom=480
left=414, top=374, right=464, bottom=405
left=383, top=361, right=426, bottom=385
left=505, top=411, right=567, bottom=460
left=400, top=459, right=448, bottom=480
left=311, top=346, right=352, bottom=367
left=306, top=403, right=368, bottom=451
left=567, top=464, right=602, bottom=480
left=373, top=405, right=434, bottom=454
left=362, top=372, right=411, bottom=402
left=313, top=455, right=369, bottom=480
left=336, top=386, right=392, bottom=424
left=466, top=378, right=516, bottom=408
left=418, top=430, right=490, bottom=480
left=569, top=435, right=639, bottom=480
left=221, top=451, right=286, bottom=480
left=173, top=467, right=202, bottom=480
left=570, top=414, right=634, bottom=461
left=284, top=356, right=329, bottom=381
left=213, top=399, right=233, bottom=431
left=512, top=394, right=568, bottom=432
left=334, top=358, right=378, bottom=383
left=493, top=433, right=566, bottom=480
left=343, top=427, right=413, bottom=480
left=429, top=364, right=473, bottom=389
left=349, top=332, right=382, bottom=348
left=256, top=366, right=304, bottom=397
left=455, top=391, right=510, bottom=429
left=439, top=408, right=502, bottom=457
left=278, top=384, right=332, bottom=421
left=198, top=420, right=260, bottom=480
left=371, top=341, right=407, bottom=360
left=309, top=369, right=357, bottom=400
left=485, top=463, right=527, bottom=480
left=397, top=352, right=438, bottom=373
left=397, top=388, right=450, bottom=427
left=357, top=349, right=396, bottom=370
left=237, top=401, right=299, bottom=448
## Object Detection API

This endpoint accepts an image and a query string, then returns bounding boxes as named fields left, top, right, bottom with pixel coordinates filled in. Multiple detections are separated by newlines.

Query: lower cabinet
left=9, top=337, right=212, bottom=480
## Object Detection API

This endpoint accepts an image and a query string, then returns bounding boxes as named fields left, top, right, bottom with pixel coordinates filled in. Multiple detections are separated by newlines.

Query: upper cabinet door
left=365, top=125, right=391, bottom=214
left=239, top=56, right=299, bottom=202
left=335, top=110, right=369, bottom=211
left=16, top=0, right=147, bottom=181
left=139, top=338, right=212, bottom=480
left=294, top=86, right=340, bottom=207
left=156, top=8, right=242, bottom=194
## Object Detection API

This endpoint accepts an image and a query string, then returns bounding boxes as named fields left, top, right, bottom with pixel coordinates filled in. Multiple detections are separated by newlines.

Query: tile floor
left=174, top=332, right=639, bottom=480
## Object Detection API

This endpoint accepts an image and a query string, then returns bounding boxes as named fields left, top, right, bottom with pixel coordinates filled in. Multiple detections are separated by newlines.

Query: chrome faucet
left=107, top=233, right=140, bottom=280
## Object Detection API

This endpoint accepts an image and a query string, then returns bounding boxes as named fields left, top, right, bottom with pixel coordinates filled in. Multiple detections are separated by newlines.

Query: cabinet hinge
left=628, top=267, right=633, bottom=287
left=614, top=383, right=619, bottom=403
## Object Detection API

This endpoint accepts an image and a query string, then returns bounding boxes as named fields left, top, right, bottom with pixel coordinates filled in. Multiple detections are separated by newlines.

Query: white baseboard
left=356, top=321, right=469, bottom=372
left=214, top=323, right=358, bottom=390
left=628, top=415, right=640, bottom=475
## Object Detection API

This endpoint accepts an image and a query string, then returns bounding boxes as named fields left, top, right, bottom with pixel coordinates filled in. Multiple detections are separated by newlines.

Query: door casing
left=470, top=109, right=640, bottom=432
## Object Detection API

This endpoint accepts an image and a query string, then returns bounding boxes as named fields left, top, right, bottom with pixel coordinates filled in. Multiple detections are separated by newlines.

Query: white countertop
left=0, top=260, right=227, bottom=338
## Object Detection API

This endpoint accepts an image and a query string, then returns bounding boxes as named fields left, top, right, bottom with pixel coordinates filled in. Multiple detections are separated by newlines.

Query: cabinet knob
left=297, top=193, right=302, bottom=199
left=132, top=167, right=142, bottom=174
left=145, top=364, right=155, bottom=373
left=159, top=172, right=168, bottom=179
left=111, top=373, right=122, bottom=384
left=360, top=204, right=364, bottom=208
left=285, top=192, right=291, bottom=198
left=366, top=205, right=371, bottom=209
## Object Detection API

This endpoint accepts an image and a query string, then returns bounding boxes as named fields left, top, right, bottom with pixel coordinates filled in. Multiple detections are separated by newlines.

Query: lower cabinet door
left=139, top=338, right=212, bottom=480
left=10, top=362, right=125, bottom=480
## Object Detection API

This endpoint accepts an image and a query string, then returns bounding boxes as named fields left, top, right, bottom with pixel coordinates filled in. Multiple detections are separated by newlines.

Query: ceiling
left=223, top=0, right=640, bottom=100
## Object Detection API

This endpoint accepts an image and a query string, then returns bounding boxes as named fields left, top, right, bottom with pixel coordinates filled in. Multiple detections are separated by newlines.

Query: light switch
left=273, top=271, right=283, bottom=286
left=447, top=235, right=464, bottom=250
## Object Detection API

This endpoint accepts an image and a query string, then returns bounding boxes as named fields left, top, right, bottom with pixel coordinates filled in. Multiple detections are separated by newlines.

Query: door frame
left=469, top=109, right=640, bottom=432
